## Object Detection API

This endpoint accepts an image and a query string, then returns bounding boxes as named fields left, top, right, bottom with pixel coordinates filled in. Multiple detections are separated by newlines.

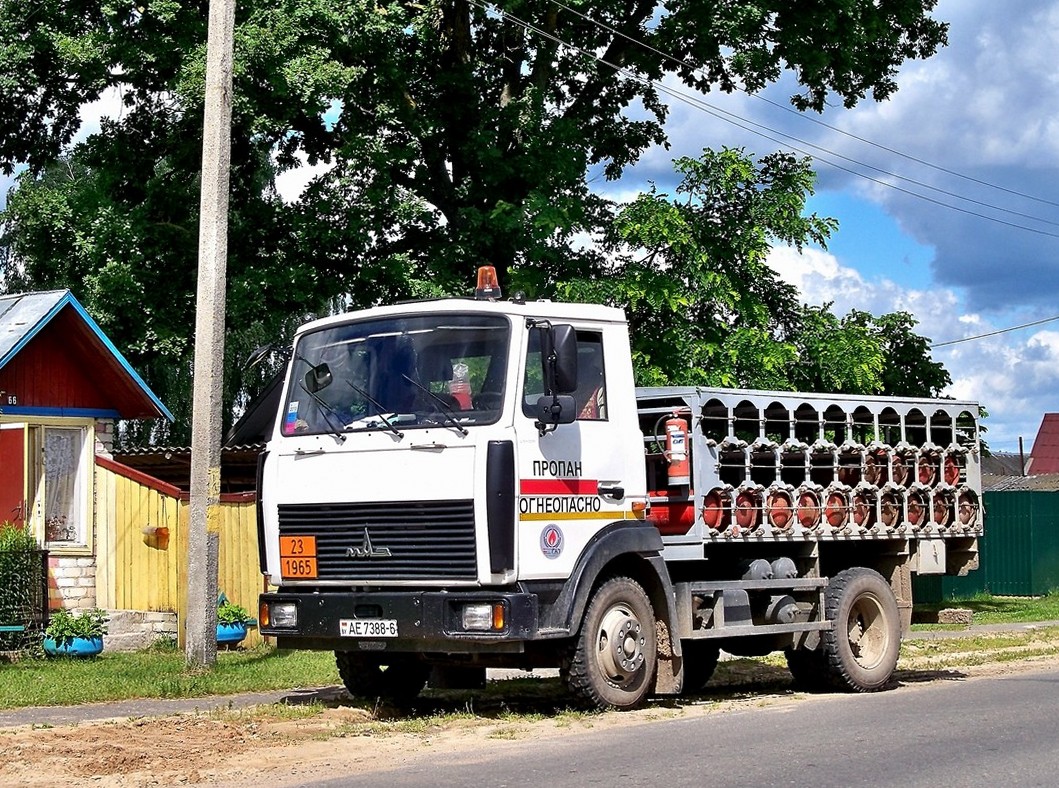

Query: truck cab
left=258, top=290, right=667, bottom=707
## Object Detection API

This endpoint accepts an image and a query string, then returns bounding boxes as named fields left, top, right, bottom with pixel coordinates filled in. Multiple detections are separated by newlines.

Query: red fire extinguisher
left=663, top=412, right=690, bottom=486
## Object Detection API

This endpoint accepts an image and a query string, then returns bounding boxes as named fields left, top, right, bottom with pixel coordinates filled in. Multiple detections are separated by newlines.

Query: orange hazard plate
left=280, top=535, right=317, bottom=557
left=281, top=556, right=318, bottom=579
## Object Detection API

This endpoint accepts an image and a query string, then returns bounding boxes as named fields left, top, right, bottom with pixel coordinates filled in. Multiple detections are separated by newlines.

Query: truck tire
left=784, top=646, right=829, bottom=691
left=680, top=641, right=720, bottom=695
left=335, top=651, right=429, bottom=703
left=565, top=576, right=657, bottom=710
left=819, top=567, right=901, bottom=692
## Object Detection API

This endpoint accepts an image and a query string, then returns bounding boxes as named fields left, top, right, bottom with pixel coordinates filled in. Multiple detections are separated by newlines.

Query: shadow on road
left=894, top=667, right=968, bottom=685
left=273, top=657, right=863, bottom=721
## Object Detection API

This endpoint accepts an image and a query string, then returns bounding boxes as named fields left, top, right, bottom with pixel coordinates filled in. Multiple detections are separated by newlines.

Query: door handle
left=598, top=484, right=625, bottom=499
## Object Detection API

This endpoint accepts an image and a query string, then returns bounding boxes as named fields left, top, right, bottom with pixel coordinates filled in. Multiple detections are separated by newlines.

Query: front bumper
left=260, top=589, right=540, bottom=654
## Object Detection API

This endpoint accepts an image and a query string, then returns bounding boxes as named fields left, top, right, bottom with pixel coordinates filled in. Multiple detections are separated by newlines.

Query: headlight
left=461, top=602, right=505, bottom=631
left=269, top=602, right=298, bottom=628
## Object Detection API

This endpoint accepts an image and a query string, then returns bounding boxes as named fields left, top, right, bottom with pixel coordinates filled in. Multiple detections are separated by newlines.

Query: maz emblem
left=346, top=528, right=392, bottom=559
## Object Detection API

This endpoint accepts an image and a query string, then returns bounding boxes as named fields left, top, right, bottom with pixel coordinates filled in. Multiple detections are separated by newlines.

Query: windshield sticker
left=283, top=401, right=300, bottom=435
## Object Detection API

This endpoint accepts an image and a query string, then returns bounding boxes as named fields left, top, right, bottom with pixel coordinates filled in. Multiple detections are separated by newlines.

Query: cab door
left=0, top=423, right=27, bottom=526
left=516, top=326, right=642, bottom=579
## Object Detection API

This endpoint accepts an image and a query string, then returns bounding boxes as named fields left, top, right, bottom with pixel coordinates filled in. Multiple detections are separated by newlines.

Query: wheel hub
left=598, top=606, right=645, bottom=682
left=847, top=596, right=885, bottom=668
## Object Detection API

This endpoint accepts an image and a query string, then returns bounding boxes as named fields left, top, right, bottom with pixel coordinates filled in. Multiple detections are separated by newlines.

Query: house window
left=42, top=427, right=87, bottom=543
left=24, top=425, right=91, bottom=548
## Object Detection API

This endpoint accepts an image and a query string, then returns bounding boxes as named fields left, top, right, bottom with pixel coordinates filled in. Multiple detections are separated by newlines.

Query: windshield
left=281, top=313, right=510, bottom=436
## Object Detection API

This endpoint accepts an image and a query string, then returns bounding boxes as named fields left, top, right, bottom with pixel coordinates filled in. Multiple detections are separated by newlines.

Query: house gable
left=0, top=290, right=171, bottom=420
left=1028, top=413, right=1059, bottom=475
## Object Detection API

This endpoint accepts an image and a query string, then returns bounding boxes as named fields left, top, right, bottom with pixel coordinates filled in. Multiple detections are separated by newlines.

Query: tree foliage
left=560, top=147, right=948, bottom=397
left=0, top=1, right=951, bottom=442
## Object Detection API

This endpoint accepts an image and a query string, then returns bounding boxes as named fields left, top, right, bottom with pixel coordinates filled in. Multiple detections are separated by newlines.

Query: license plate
left=339, top=618, right=399, bottom=638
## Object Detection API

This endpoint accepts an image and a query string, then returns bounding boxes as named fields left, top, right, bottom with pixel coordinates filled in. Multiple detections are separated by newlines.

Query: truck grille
left=277, top=500, right=477, bottom=581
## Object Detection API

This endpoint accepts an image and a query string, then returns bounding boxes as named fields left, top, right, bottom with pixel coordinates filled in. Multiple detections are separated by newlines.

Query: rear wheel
left=820, top=567, right=901, bottom=691
left=335, top=652, right=429, bottom=703
left=680, top=641, right=720, bottom=695
left=565, top=577, right=657, bottom=710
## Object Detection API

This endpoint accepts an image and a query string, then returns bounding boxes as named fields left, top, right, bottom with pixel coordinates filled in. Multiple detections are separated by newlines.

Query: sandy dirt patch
left=3, top=653, right=1059, bottom=787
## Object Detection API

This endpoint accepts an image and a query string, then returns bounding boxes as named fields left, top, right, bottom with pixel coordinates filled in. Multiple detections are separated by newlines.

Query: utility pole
left=186, top=0, right=236, bottom=668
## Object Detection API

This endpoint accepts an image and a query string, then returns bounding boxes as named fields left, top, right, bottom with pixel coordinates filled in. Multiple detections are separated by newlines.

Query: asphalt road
left=306, top=665, right=1059, bottom=788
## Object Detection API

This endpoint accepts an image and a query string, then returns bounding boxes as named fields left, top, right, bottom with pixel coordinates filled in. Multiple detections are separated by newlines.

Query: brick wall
left=48, top=555, right=97, bottom=611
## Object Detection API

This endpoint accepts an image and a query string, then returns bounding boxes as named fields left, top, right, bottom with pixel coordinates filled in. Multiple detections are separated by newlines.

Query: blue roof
left=0, top=289, right=174, bottom=421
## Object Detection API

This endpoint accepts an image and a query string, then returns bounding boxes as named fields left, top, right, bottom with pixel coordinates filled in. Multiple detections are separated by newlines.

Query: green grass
left=912, top=590, right=1059, bottom=627
left=3, top=593, right=1058, bottom=713
left=0, top=643, right=338, bottom=709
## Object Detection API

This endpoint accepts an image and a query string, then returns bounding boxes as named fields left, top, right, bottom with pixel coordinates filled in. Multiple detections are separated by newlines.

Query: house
left=0, top=290, right=172, bottom=616
left=1027, top=413, right=1059, bottom=474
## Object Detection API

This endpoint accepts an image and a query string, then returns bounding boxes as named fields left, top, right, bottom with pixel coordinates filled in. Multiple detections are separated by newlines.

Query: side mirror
left=535, top=395, right=577, bottom=427
left=303, top=362, right=333, bottom=393
left=540, top=324, right=578, bottom=395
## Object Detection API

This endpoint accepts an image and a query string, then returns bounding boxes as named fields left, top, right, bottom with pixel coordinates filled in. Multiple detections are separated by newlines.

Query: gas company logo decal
left=540, top=525, right=564, bottom=559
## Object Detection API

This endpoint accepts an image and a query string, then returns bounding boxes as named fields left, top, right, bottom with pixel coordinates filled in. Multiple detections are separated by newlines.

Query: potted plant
left=43, top=608, right=108, bottom=657
left=216, top=597, right=254, bottom=646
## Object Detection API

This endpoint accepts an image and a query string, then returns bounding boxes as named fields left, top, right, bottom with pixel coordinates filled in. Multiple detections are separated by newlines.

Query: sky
left=605, top=0, right=1059, bottom=455
left=1, top=0, right=1055, bottom=454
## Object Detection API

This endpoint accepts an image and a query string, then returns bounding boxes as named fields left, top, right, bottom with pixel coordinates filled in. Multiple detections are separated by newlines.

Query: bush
left=0, top=521, right=42, bottom=649
left=0, top=521, right=37, bottom=553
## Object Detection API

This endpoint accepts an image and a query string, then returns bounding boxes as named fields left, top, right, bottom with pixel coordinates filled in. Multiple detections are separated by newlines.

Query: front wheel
left=335, top=651, right=429, bottom=703
left=820, top=567, right=901, bottom=691
left=565, top=577, right=657, bottom=710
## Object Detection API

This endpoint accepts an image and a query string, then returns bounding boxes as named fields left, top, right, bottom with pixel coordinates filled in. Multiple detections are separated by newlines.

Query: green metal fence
left=0, top=548, right=49, bottom=650
left=915, top=490, right=1059, bottom=602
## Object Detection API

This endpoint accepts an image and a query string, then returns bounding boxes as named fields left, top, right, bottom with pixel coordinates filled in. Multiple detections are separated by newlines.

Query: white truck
left=257, top=268, right=982, bottom=709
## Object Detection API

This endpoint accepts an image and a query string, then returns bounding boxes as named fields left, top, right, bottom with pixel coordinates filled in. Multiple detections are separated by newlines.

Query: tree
left=561, top=149, right=951, bottom=399
left=561, top=147, right=907, bottom=396
left=0, top=1, right=951, bottom=440
left=847, top=309, right=952, bottom=397
left=0, top=144, right=335, bottom=444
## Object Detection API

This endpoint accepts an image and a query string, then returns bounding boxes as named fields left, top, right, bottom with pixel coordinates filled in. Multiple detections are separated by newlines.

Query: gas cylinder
left=664, top=413, right=691, bottom=486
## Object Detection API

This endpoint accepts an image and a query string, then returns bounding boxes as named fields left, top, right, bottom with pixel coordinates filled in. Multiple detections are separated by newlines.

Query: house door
left=0, top=424, right=27, bottom=526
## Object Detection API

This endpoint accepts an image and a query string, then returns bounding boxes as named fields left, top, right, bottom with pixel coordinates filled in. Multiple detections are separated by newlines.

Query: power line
left=749, top=93, right=1059, bottom=211
left=684, top=96, right=1059, bottom=230
left=931, top=314, right=1059, bottom=348
left=470, top=0, right=1059, bottom=239
left=545, top=0, right=1059, bottom=212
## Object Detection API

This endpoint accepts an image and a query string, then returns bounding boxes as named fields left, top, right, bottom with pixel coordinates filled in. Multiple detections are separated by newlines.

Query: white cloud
left=767, top=244, right=1048, bottom=452
left=76, top=87, right=126, bottom=143
left=274, top=154, right=332, bottom=204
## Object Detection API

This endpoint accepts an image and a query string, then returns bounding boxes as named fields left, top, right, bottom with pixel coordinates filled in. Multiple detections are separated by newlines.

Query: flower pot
left=43, top=636, right=104, bottom=657
left=217, top=621, right=248, bottom=645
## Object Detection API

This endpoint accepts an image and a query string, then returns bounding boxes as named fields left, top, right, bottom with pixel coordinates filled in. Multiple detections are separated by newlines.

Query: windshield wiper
left=346, top=381, right=404, bottom=438
left=401, top=374, right=469, bottom=436
left=296, top=381, right=347, bottom=442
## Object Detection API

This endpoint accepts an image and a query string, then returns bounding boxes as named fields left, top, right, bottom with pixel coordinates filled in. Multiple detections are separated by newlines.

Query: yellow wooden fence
left=94, top=457, right=265, bottom=647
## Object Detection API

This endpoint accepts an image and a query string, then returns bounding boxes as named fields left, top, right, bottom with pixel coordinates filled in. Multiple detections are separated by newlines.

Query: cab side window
left=521, top=330, right=606, bottom=421
left=573, top=334, right=606, bottom=421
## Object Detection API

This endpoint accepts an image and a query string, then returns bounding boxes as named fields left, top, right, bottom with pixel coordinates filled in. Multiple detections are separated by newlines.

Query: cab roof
left=294, top=297, right=628, bottom=337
